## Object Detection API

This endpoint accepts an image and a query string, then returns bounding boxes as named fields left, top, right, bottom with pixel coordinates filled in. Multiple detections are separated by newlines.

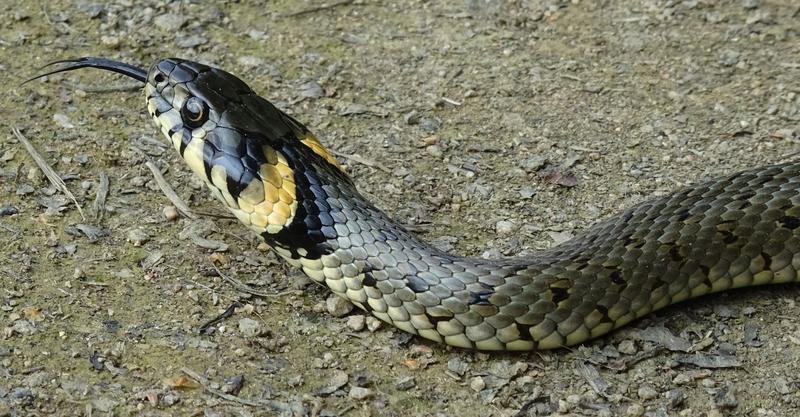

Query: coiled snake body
left=30, top=57, right=800, bottom=351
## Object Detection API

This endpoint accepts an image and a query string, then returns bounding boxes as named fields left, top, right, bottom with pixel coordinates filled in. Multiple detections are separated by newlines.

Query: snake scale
left=28, top=57, right=800, bottom=351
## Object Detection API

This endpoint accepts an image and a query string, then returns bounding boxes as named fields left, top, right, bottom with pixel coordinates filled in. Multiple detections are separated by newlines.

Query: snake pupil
left=181, top=96, right=208, bottom=128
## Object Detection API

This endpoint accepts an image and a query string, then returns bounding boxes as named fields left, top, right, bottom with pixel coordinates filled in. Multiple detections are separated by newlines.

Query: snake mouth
left=23, top=57, right=147, bottom=84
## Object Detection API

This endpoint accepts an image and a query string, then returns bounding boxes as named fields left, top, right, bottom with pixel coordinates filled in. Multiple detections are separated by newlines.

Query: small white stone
left=348, top=386, right=373, bottom=400
left=366, top=317, right=382, bottom=332
left=326, top=295, right=354, bottom=317
left=618, top=339, right=637, bottom=355
left=346, top=315, right=366, bottom=331
left=495, top=220, right=514, bottom=235
left=127, top=229, right=149, bottom=246
left=163, top=206, right=179, bottom=221
left=238, top=318, right=262, bottom=337
left=469, top=376, right=485, bottom=392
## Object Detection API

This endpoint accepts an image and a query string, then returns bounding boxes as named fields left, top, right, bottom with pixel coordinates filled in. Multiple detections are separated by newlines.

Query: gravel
left=2, top=1, right=799, bottom=416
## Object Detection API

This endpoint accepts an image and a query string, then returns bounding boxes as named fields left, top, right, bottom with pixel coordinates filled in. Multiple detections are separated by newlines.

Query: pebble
left=237, top=56, right=266, bottom=69
left=419, top=118, right=440, bottom=132
left=566, top=394, right=581, bottom=405
left=53, top=113, right=75, bottom=129
left=127, top=229, right=150, bottom=246
left=469, top=376, right=485, bottom=392
left=365, top=317, right=382, bottom=332
left=318, top=370, right=348, bottom=395
left=0, top=204, right=18, bottom=216
left=638, top=385, right=658, bottom=400
left=519, top=156, right=547, bottom=173
left=626, top=403, right=645, bottom=417
left=326, top=295, right=354, bottom=317
left=348, top=386, right=373, bottom=400
left=618, top=340, right=637, bottom=354
left=177, top=34, right=208, bottom=48
left=154, top=13, right=187, bottom=31
left=667, top=389, right=685, bottom=409
left=395, top=376, right=416, bottom=391
left=9, top=387, right=35, bottom=405
left=557, top=399, right=570, bottom=413
left=447, top=357, right=469, bottom=376
left=672, top=373, right=691, bottom=385
left=346, top=315, right=365, bottom=331
left=713, top=386, right=738, bottom=409
left=495, top=220, right=514, bottom=235
left=742, top=0, right=759, bottom=9
left=163, top=206, right=179, bottom=221
left=10, top=320, right=36, bottom=336
left=100, top=35, right=120, bottom=49
left=161, top=392, right=180, bottom=406
left=238, top=318, right=262, bottom=337
left=300, top=81, right=324, bottom=99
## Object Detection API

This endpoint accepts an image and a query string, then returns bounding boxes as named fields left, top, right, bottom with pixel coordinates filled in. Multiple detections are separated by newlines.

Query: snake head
left=26, top=57, right=308, bottom=149
left=28, top=56, right=350, bottom=244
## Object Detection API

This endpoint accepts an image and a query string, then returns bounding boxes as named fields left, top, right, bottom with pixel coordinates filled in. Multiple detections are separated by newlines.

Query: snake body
left=31, top=57, right=800, bottom=350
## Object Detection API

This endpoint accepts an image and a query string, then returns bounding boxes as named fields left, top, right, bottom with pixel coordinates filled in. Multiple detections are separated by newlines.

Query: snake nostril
left=154, top=73, right=166, bottom=83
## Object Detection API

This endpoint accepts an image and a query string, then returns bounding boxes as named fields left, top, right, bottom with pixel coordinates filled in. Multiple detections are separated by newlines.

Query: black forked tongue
left=23, top=57, right=147, bottom=85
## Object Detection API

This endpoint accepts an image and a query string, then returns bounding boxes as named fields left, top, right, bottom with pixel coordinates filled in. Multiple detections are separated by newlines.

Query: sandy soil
left=1, top=0, right=800, bottom=416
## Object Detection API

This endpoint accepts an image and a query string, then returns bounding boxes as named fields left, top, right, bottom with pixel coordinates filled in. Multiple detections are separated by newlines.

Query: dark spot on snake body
left=718, top=229, right=737, bottom=244
left=780, top=215, right=800, bottom=230
left=468, top=290, right=493, bottom=305
left=202, top=141, right=215, bottom=182
left=609, top=270, right=625, bottom=285
left=595, top=305, right=614, bottom=323
left=668, top=245, right=683, bottom=262
left=425, top=313, right=452, bottom=325
left=362, top=270, right=377, bottom=287
left=762, top=252, right=772, bottom=269
left=406, top=275, right=429, bottom=293
left=516, top=323, right=535, bottom=341
left=549, top=286, right=569, bottom=304
left=358, top=300, right=373, bottom=313
left=225, top=165, right=251, bottom=201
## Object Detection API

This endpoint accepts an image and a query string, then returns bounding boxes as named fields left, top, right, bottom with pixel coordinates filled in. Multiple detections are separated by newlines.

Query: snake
left=27, top=57, right=800, bottom=351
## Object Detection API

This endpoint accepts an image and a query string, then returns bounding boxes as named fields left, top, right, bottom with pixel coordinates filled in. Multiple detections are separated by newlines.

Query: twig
left=282, top=0, right=354, bottom=17
left=441, top=97, right=462, bottom=106
left=144, top=161, right=197, bottom=219
left=199, top=301, right=243, bottom=334
left=92, top=172, right=109, bottom=219
left=12, top=127, right=85, bottom=219
left=329, top=149, right=390, bottom=173
left=210, top=263, right=297, bottom=298
left=181, top=367, right=298, bottom=412
left=79, top=281, right=110, bottom=287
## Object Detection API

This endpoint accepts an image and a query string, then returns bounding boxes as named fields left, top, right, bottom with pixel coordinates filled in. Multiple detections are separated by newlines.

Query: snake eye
left=181, top=96, right=208, bottom=128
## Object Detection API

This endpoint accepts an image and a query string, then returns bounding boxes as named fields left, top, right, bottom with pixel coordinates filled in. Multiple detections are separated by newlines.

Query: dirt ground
left=1, top=0, right=800, bottom=416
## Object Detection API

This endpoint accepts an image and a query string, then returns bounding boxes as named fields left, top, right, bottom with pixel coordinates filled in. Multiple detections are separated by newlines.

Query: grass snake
left=27, top=57, right=800, bottom=351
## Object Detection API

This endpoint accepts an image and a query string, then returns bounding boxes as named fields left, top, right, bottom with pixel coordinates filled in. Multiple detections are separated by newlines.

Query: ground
left=1, top=0, right=800, bottom=416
